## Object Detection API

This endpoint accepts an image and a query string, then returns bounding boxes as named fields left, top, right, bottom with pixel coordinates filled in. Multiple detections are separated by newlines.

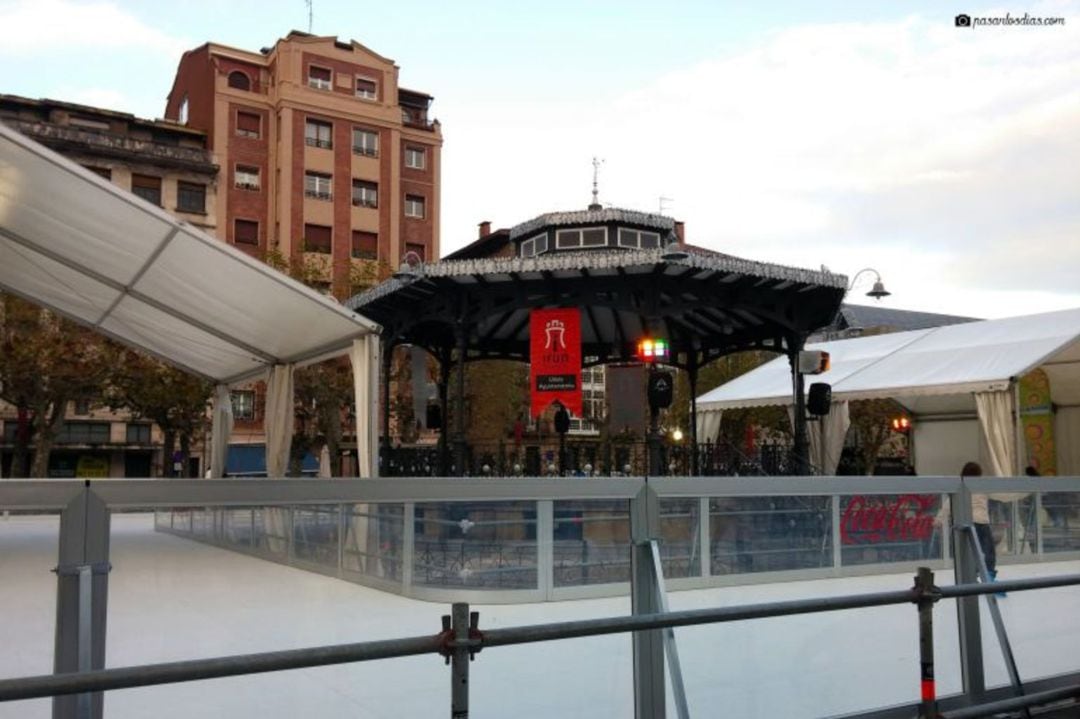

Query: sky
left=1, top=0, right=1078, bottom=319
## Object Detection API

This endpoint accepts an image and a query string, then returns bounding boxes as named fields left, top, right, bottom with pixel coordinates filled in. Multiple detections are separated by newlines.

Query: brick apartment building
left=1, top=31, right=442, bottom=477
left=164, top=30, right=442, bottom=296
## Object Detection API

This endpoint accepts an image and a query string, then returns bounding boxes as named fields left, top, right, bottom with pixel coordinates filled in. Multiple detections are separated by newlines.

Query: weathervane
left=589, top=156, right=604, bottom=210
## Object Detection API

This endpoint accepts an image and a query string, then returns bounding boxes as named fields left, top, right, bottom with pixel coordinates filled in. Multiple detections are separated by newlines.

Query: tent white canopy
left=696, top=307, right=1080, bottom=476
left=0, top=122, right=382, bottom=477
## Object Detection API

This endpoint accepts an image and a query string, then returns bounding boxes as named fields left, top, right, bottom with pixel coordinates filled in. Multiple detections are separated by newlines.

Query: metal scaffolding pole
left=54, top=486, right=110, bottom=719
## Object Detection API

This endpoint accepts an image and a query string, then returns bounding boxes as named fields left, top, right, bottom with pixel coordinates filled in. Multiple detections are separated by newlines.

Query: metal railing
left=2, top=476, right=1080, bottom=719
left=0, top=564, right=1077, bottom=718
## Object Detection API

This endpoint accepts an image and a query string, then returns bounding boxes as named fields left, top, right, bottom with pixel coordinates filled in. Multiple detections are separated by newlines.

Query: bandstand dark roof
left=346, top=243, right=848, bottom=368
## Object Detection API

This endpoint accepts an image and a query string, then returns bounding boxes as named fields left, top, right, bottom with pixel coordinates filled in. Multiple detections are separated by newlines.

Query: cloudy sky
left=1, top=0, right=1077, bottom=318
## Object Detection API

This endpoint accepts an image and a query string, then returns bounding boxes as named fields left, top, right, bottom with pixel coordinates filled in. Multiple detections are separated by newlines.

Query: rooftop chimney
left=478, top=221, right=491, bottom=238
left=674, top=221, right=685, bottom=243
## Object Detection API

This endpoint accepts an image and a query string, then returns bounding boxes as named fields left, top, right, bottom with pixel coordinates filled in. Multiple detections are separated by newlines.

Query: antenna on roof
left=659, top=196, right=673, bottom=214
left=589, top=156, right=604, bottom=210
left=305, top=0, right=313, bottom=32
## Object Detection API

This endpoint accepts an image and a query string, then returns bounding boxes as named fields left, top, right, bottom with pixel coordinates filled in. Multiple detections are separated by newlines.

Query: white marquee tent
left=696, top=308, right=1080, bottom=476
left=0, top=122, right=382, bottom=477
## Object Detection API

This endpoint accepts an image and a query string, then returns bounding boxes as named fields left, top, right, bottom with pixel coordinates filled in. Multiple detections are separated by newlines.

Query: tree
left=261, top=246, right=383, bottom=476
left=0, top=295, right=116, bottom=477
left=669, top=350, right=789, bottom=451
left=105, top=349, right=213, bottom=476
left=848, top=398, right=908, bottom=475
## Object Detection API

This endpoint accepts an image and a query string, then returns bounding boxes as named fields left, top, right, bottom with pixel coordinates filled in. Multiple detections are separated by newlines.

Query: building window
left=406, top=243, right=426, bottom=261
left=352, top=127, right=378, bottom=157
left=304, top=119, right=332, bottom=149
left=304, top=172, right=333, bottom=201
left=618, top=228, right=660, bottom=249
left=231, top=390, right=255, bottom=420
left=355, top=76, right=377, bottom=100
left=126, top=423, right=151, bottom=444
left=84, top=166, right=111, bottom=180
left=520, top=233, right=548, bottom=258
left=351, top=230, right=378, bottom=260
left=178, top=94, right=189, bottom=124
left=177, top=182, right=206, bottom=214
left=556, top=228, right=606, bottom=250
left=227, top=71, right=251, bottom=91
left=351, top=179, right=378, bottom=208
left=236, top=111, right=261, bottom=139
left=73, top=399, right=91, bottom=415
left=404, top=146, right=426, bottom=170
left=57, top=422, right=110, bottom=444
left=303, top=223, right=332, bottom=254
left=308, top=65, right=332, bottom=91
left=234, top=165, right=260, bottom=190
left=234, top=219, right=259, bottom=245
left=404, top=194, right=425, bottom=219
left=130, top=174, right=162, bottom=206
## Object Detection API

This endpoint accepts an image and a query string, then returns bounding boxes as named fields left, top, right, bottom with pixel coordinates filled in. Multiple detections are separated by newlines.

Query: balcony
left=6, top=119, right=217, bottom=173
left=401, top=109, right=436, bottom=131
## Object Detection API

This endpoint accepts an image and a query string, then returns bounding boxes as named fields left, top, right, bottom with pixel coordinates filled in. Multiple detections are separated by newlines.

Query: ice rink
left=2, top=513, right=1078, bottom=718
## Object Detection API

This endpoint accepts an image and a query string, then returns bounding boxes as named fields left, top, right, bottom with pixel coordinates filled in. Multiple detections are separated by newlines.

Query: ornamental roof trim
left=346, top=247, right=848, bottom=310
left=508, top=207, right=676, bottom=240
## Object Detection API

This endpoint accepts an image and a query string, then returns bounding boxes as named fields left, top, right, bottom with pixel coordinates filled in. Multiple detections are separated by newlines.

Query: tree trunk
left=161, top=429, right=176, bottom=478
left=179, top=433, right=191, bottom=478
left=9, top=407, right=32, bottom=478
left=30, top=398, right=67, bottom=478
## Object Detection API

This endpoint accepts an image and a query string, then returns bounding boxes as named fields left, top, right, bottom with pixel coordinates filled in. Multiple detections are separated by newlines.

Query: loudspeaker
left=426, top=404, right=442, bottom=430
left=553, top=406, right=571, bottom=434
left=807, top=382, right=832, bottom=416
left=648, top=371, right=674, bottom=410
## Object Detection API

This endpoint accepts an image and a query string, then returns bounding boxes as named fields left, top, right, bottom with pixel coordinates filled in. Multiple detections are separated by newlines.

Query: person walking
left=961, top=461, right=1002, bottom=593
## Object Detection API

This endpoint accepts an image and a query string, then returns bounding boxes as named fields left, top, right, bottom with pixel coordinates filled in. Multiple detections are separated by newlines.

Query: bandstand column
left=453, top=297, right=468, bottom=477
left=788, top=333, right=809, bottom=475
left=688, top=352, right=699, bottom=476
left=437, top=344, right=452, bottom=476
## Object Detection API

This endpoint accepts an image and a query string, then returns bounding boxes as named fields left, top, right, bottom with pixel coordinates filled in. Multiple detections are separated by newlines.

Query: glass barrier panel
left=343, top=503, right=404, bottom=585
left=709, top=496, right=832, bottom=575
left=412, top=501, right=537, bottom=590
left=1041, top=491, right=1080, bottom=552
left=553, top=499, right=631, bottom=587
left=659, top=498, right=701, bottom=578
left=291, top=505, right=341, bottom=570
left=839, top=493, right=943, bottom=566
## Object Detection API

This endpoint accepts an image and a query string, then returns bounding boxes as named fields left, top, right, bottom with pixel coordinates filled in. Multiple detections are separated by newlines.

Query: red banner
left=530, top=308, right=582, bottom=418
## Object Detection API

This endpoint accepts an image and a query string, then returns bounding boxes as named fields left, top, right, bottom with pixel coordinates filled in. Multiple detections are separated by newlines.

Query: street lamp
left=847, top=268, right=891, bottom=300
left=392, top=250, right=425, bottom=282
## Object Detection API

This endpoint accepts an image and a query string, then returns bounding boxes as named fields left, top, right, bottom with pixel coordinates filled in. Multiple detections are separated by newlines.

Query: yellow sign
left=76, top=456, right=110, bottom=478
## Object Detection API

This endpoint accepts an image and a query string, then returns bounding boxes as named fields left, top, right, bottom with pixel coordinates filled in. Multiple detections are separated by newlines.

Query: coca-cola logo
left=840, top=494, right=937, bottom=545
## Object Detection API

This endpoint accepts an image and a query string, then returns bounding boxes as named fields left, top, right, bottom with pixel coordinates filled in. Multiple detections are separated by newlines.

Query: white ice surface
left=1, top=514, right=1078, bottom=718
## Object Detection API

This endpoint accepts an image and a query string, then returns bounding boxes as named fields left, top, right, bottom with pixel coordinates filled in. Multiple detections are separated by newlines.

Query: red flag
left=530, top=309, right=582, bottom=418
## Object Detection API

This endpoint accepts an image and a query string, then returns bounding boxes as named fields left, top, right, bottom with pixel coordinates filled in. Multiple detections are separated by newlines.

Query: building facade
left=164, top=30, right=442, bottom=297
left=0, top=94, right=218, bottom=478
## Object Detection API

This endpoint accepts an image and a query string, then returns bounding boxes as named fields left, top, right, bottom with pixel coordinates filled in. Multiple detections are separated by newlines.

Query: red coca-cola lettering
left=840, top=494, right=937, bottom=545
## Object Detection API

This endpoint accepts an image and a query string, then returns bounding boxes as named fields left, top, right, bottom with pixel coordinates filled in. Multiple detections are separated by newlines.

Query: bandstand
left=347, top=207, right=847, bottom=476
